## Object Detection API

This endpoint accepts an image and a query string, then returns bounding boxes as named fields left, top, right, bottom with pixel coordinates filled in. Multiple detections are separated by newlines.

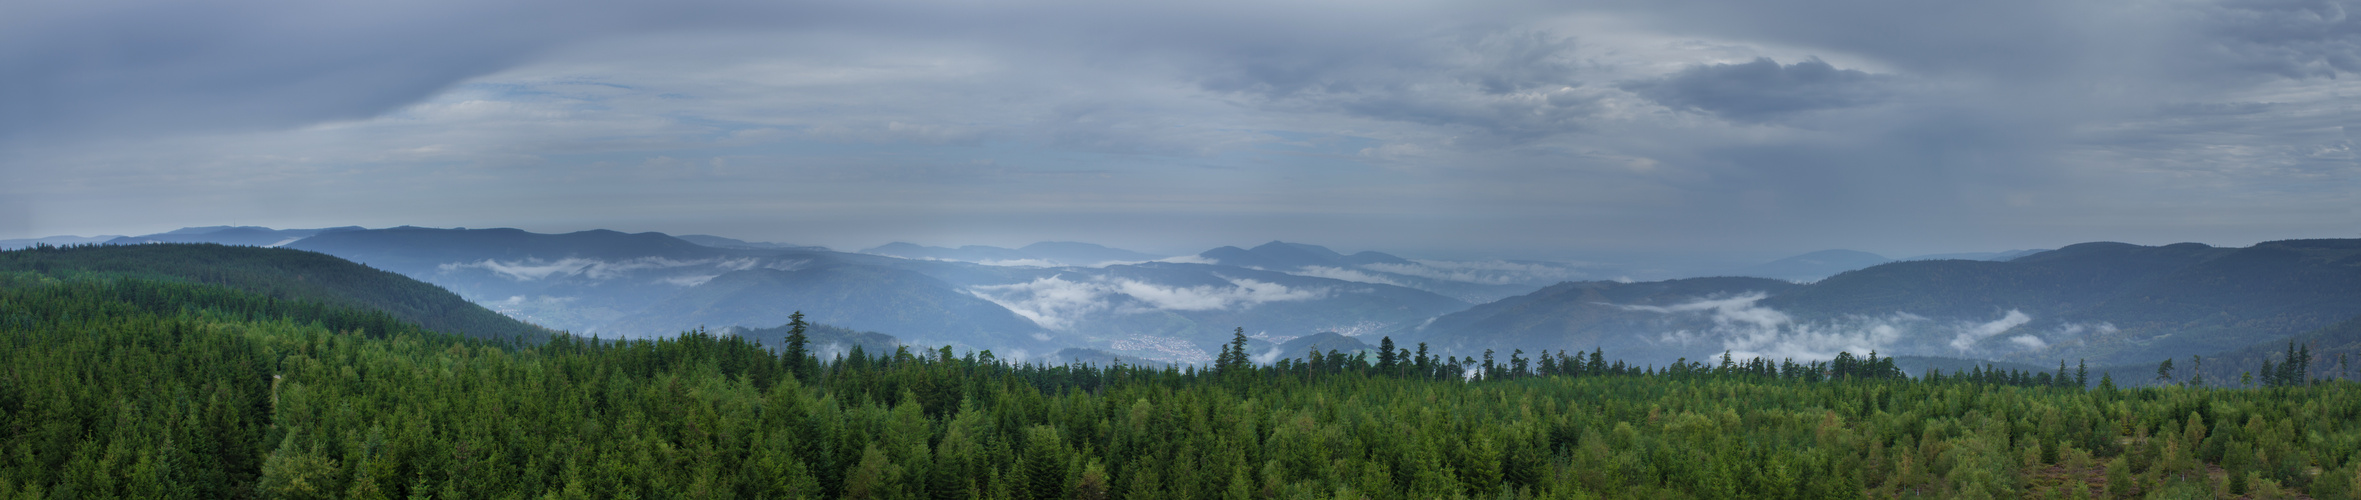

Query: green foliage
left=0, top=243, right=547, bottom=342
left=7, top=274, right=2361, bottom=498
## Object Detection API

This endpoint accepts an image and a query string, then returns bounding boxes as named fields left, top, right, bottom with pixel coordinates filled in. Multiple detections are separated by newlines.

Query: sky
left=4, top=0, right=2356, bottom=260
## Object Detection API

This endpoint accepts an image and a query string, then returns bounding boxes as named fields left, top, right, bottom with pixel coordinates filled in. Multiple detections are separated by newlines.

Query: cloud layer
left=967, top=275, right=1328, bottom=330
left=5, top=0, right=2355, bottom=258
left=436, top=256, right=765, bottom=283
left=1618, top=294, right=2097, bottom=361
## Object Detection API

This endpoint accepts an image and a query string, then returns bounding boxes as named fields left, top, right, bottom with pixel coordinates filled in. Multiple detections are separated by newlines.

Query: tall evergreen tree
left=786, top=311, right=813, bottom=380
left=1220, top=327, right=1251, bottom=373
left=1415, top=342, right=1432, bottom=378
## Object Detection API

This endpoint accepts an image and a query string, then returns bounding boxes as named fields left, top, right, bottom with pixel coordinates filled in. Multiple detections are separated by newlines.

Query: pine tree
left=1377, top=337, right=1398, bottom=374
left=1414, top=342, right=1432, bottom=379
left=1075, top=461, right=1109, bottom=500
left=785, top=311, right=812, bottom=380
left=1223, top=327, right=1251, bottom=372
left=843, top=444, right=903, bottom=500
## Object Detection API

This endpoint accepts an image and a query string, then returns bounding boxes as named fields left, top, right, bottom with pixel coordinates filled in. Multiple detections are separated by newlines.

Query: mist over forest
left=10, top=0, right=2361, bottom=496
left=11, top=225, right=2361, bottom=385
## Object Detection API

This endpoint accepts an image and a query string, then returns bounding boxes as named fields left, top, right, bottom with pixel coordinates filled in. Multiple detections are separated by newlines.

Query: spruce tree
left=1415, top=342, right=1432, bottom=378
left=785, top=311, right=812, bottom=380
left=1219, top=327, right=1250, bottom=373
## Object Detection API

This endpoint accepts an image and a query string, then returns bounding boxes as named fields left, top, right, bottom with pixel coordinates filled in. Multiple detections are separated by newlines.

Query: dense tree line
left=4, top=274, right=2361, bottom=498
left=0, top=244, right=547, bottom=342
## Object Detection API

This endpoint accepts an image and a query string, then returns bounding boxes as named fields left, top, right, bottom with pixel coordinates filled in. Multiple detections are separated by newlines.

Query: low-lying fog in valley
left=20, top=225, right=2355, bottom=378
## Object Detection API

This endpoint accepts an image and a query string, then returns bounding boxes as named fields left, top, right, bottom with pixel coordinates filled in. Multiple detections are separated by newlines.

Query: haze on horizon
left=4, top=0, right=2356, bottom=260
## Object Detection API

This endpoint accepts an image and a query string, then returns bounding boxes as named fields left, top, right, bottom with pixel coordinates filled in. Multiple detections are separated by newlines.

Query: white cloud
left=966, top=274, right=1329, bottom=329
left=662, top=274, right=721, bottom=287
left=1291, top=266, right=1404, bottom=286
left=1614, top=293, right=1906, bottom=361
left=975, top=258, right=1063, bottom=267
left=1113, top=277, right=1326, bottom=311
left=1949, top=309, right=2031, bottom=352
left=1362, top=259, right=1591, bottom=285
left=2008, top=335, right=2048, bottom=350
left=437, top=256, right=761, bottom=281
left=441, top=257, right=596, bottom=280
left=964, top=275, right=1111, bottom=330
left=1253, top=347, right=1284, bottom=365
left=1109, top=335, right=1213, bottom=363
left=1617, top=293, right=1790, bottom=329
left=2052, top=322, right=2118, bottom=337
left=1614, top=294, right=2047, bottom=361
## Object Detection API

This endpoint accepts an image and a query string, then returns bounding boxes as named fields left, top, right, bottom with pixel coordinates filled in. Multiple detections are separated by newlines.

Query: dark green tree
left=786, top=311, right=813, bottom=379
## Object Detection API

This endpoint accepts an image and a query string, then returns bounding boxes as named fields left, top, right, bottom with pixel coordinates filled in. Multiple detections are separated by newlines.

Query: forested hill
left=5, top=270, right=2360, bottom=498
left=0, top=243, right=548, bottom=342
left=1404, top=239, right=2361, bottom=367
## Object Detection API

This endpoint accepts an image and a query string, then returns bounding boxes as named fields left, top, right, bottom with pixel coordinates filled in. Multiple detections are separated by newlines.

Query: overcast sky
left=4, top=0, right=2355, bottom=259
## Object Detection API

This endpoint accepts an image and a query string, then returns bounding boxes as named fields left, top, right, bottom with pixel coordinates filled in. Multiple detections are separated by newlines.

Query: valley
left=19, top=225, right=2356, bottom=383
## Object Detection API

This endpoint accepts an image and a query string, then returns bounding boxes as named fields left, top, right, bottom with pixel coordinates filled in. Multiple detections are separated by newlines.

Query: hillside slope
left=0, top=243, right=546, bottom=341
left=1409, top=239, right=2361, bottom=367
left=603, top=263, right=1054, bottom=351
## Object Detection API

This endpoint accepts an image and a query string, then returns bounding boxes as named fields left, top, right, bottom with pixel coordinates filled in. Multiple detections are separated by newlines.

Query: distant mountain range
left=258, top=227, right=1476, bottom=360
left=1400, top=240, right=2361, bottom=372
left=676, top=234, right=829, bottom=251
left=107, top=225, right=364, bottom=247
left=1276, top=332, right=1374, bottom=357
left=16, top=224, right=2352, bottom=374
left=1727, top=249, right=1891, bottom=282
left=0, top=225, right=374, bottom=250
left=1191, top=241, right=1594, bottom=304
left=0, top=234, right=125, bottom=249
left=1715, top=248, right=2050, bottom=283
left=860, top=241, right=1163, bottom=267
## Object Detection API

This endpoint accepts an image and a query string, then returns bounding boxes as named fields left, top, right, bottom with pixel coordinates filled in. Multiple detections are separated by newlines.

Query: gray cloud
left=2198, top=0, right=2361, bottom=79
left=1621, top=58, right=1892, bottom=122
left=1195, top=27, right=1602, bottom=143
left=4, top=0, right=2357, bottom=259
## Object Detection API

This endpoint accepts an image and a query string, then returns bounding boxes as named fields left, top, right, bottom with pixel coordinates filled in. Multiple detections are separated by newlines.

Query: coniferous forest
left=3, top=248, right=2361, bottom=499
